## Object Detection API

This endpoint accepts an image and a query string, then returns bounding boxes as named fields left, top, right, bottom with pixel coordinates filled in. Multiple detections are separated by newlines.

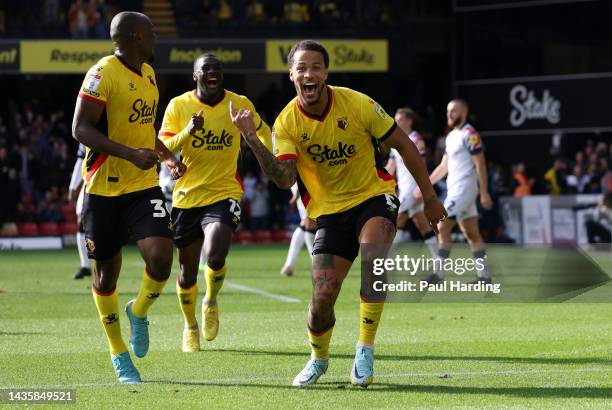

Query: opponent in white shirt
left=69, top=143, right=91, bottom=279
left=280, top=183, right=315, bottom=276
left=385, top=108, right=438, bottom=258
left=419, top=99, right=492, bottom=284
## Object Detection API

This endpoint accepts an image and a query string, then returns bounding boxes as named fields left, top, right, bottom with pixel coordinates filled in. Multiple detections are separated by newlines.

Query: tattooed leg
left=308, top=253, right=352, bottom=332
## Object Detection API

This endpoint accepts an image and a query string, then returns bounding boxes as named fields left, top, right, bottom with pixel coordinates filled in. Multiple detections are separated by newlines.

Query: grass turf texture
left=0, top=244, right=610, bottom=409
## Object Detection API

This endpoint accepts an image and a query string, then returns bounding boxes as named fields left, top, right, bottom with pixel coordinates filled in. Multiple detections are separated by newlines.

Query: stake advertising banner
left=266, top=39, right=388, bottom=72
left=455, top=73, right=612, bottom=136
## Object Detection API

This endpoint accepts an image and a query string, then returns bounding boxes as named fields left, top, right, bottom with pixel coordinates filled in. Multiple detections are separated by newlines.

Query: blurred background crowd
left=1, top=101, right=610, bottom=237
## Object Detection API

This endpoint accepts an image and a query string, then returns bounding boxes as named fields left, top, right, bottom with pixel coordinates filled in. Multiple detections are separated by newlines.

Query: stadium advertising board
left=522, top=196, right=552, bottom=246
left=154, top=40, right=265, bottom=73
left=266, top=39, right=388, bottom=72
left=3, top=39, right=387, bottom=74
left=21, top=41, right=114, bottom=73
left=500, top=194, right=601, bottom=245
left=456, top=73, right=612, bottom=136
left=0, top=40, right=19, bottom=73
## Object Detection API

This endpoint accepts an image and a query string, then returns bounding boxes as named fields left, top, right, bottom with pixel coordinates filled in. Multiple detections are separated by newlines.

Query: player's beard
left=448, top=117, right=463, bottom=128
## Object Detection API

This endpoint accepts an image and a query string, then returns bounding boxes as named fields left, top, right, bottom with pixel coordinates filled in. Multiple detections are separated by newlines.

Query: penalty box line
left=2, top=367, right=608, bottom=390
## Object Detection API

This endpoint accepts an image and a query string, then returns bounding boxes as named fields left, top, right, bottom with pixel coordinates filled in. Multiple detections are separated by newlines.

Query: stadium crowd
left=0, top=0, right=443, bottom=38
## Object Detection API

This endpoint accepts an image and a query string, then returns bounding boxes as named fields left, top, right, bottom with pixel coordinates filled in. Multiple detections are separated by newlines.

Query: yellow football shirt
left=273, top=86, right=397, bottom=219
left=158, top=89, right=271, bottom=209
left=78, top=55, right=159, bottom=196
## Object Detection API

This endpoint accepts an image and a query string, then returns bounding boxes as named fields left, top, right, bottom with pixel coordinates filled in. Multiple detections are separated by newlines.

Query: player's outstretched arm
left=229, top=101, right=296, bottom=189
left=385, top=126, right=447, bottom=232
left=72, top=98, right=159, bottom=170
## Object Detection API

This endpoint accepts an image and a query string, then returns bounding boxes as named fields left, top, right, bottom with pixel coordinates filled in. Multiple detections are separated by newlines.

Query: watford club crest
left=337, top=117, right=348, bottom=130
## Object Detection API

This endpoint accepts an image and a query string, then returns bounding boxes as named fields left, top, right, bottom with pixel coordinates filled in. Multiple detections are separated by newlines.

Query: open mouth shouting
left=301, top=82, right=319, bottom=101
left=206, top=77, right=220, bottom=92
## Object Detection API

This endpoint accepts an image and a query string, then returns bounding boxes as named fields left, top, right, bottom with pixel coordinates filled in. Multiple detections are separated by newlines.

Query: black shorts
left=313, top=194, right=399, bottom=262
left=171, top=198, right=241, bottom=248
left=83, top=186, right=173, bottom=260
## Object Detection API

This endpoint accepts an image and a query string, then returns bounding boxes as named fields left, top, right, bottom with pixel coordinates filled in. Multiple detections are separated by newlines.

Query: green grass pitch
left=0, top=244, right=610, bottom=409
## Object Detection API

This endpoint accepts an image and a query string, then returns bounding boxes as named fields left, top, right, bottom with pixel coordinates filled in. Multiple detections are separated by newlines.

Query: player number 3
left=150, top=199, right=167, bottom=218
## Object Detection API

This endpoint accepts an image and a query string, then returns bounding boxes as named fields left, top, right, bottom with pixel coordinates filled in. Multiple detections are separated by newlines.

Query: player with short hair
left=280, top=182, right=315, bottom=277
left=72, top=11, right=186, bottom=384
left=158, top=53, right=271, bottom=352
left=386, top=108, right=438, bottom=258
left=230, top=40, right=446, bottom=387
left=68, top=143, right=91, bottom=280
left=418, top=99, right=492, bottom=284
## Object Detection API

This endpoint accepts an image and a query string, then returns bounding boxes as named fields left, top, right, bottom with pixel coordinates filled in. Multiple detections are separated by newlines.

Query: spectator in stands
left=574, top=150, right=585, bottom=169
left=566, top=164, right=590, bottom=194
left=584, top=139, right=594, bottom=158
left=544, top=158, right=566, bottom=195
left=585, top=192, right=612, bottom=244
left=216, top=0, right=233, bottom=22
left=250, top=179, right=269, bottom=230
left=316, top=0, right=341, bottom=25
left=17, top=194, right=37, bottom=222
left=601, top=160, right=612, bottom=193
left=0, top=146, right=9, bottom=183
left=2, top=168, right=21, bottom=223
left=595, top=141, right=608, bottom=157
left=37, top=190, right=63, bottom=223
left=68, top=0, right=90, bottom=38
left=489, top=162, right=510, bottom=200
left=284, top=0, right=310, bottom=24
left=511, top=162, right=532, bottom=197
left=585, top=156, right=606, bottom=193
left=89, top=0, right=108, bottom=38
left=246, top=0, right=266, bottom=24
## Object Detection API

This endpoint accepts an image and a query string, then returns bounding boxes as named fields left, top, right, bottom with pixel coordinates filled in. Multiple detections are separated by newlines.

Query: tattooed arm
left=244, top=133, right=297, bottom=189
left=229, top=100, right=296, bottom=189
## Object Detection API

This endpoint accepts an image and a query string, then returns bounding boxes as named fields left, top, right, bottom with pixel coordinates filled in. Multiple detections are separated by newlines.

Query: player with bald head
left=72, top=11, right=185, bottom=384
left=417, top=98, right=493, bottom=284
left=158, top=53, right=271, bottom=353
left=108, top=11, right=156, bottom=63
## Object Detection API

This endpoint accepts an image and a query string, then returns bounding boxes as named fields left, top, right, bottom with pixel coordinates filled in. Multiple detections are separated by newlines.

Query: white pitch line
left=224, top=280, right=301, bottom=303
left=1, top=367, right=608, bottom=390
